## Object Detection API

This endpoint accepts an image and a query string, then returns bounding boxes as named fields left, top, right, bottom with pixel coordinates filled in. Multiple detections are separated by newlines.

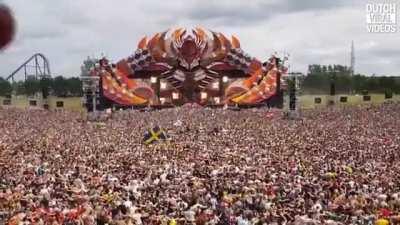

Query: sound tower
left=289, top=76, right=296, bottom=111
left=82, top=76, right=101, bottom=112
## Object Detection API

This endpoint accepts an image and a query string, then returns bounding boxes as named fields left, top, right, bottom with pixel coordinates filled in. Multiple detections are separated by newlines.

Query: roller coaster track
left=6, top=53, right=51, bottom=82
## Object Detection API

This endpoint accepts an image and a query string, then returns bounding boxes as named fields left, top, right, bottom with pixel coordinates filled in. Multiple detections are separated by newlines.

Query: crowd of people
left=0, top=102, right=399, bottom=225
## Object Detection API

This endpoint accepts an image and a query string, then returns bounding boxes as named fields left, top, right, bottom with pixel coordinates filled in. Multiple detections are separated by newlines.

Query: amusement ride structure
left=5, top=53, right=51, bottom=82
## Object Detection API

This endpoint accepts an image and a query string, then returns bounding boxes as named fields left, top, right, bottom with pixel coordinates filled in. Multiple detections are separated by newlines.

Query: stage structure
left=87, top=27, right=288, bottom=108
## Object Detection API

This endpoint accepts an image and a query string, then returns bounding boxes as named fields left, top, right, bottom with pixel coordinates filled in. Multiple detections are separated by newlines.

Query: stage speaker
left=330, top=82, right=336, bottom=96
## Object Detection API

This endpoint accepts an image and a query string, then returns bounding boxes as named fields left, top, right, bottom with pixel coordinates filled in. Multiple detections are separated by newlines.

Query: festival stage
left=84, top=28, right=287, bottom=110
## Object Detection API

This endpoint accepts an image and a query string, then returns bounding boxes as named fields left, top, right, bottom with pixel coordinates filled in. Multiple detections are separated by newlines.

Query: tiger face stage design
left=90, top=27, right=287, bottom=106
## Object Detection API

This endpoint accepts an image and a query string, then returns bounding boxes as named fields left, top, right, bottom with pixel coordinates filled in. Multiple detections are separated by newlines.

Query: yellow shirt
left=169, top=218, right=177, bottom=225
left=326, top=172, right=337, bottom=178
left=375, top=218, right=389, bottom=225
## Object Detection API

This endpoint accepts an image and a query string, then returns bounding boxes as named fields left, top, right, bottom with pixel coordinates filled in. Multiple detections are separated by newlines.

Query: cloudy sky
left=0, top=0, right=399, bottom=79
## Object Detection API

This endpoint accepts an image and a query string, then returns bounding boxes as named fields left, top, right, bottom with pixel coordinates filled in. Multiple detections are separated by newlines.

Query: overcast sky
left=0, top=0, right=399, bottom=79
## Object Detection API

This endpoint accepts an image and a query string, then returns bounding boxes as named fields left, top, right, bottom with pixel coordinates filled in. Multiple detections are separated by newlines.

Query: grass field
left=1, top=93, right=399, bottom=112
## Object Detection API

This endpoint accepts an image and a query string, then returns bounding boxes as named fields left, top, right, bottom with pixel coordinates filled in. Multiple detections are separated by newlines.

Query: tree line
left=0, top=76, right=82, bottom=97
left=300, top=64, right=400, bottom=95
left=1, top=63, right=399, bottom=97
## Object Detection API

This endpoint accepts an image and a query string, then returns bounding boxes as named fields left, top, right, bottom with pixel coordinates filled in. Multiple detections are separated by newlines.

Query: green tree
left=66, top=77, right=83, bottom=97
left=0, top=78, right=12, bottom=96
left=352, top=74, right=367, bottom=93
left=14, top=81, right=26, bottom=95
left=52, top=76, right=68, bottom=97
left=40, top=77, right=53, bottom=98
left=24, top=78, right=40, bottom=96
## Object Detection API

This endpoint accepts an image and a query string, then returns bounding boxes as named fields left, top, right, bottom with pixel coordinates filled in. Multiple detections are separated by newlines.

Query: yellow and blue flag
left=143, top=125, right=168, bottom=145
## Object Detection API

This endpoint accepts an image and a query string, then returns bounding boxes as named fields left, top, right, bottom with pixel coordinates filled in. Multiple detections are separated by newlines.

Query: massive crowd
left=0, top=103, right=399, bottom=225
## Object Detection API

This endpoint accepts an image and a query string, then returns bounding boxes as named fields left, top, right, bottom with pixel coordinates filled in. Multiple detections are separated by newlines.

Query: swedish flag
left=143, top=126, right=168, bottom=145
